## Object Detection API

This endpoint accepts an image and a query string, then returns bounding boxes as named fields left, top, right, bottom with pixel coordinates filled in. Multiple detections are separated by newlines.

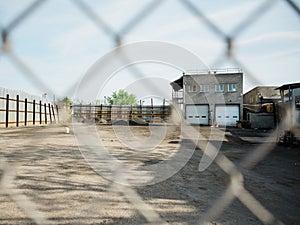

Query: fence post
left=51, top=105, right=56, bottom=123
left=89, top=103, right=92, bottom=119
left=33, top=100, right=36, bottom=125
left=44, top=103, right=47, bottom=124
left=151, top=98, right=154, bottom=123
left=39, top=100, right=42, bottom=124
left=79, top=103, right=82, bottom=117
left=16, top=95, right=19, bottom=127
left=5, top=94, right=9, bottom=128
left=100, top=104, right=102, bottom=120
left=109, top=105, right=112, bottom=122
left=118, top=105, right=121, bottom=119
left=56, top=105, right=59, bottom=122
left=48, top=103, right=52, bottom=123
left=139, top=100, right=142, bottom=118
left=129, top=105, right=132, bottom=121
left=25, top=98, right=27, bottom=126
left=162, top=98, right=165, bottom=122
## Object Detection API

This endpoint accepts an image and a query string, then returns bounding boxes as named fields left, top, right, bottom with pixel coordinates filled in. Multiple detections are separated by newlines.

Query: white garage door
left=186, top=105, right=209, bottom=125
left=215, top=105, right=239, bottom=126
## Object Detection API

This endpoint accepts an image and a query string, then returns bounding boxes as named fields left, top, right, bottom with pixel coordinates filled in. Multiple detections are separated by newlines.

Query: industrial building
left=171, top=68, right=243, bottom=126
left=243, top=86, right=281, bottom=129
left=276, top=82, right=300, bottom=127
left=243, top=86, right=281, bottom=113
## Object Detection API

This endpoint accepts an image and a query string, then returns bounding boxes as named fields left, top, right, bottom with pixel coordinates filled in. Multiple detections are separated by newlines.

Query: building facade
left=243, top=86, right=280, bottom=113
left=243, top=86, right=281, bottom=129
left=171, top=68, right=243, bottom=126
left=276, top=82, right=300, bottom=127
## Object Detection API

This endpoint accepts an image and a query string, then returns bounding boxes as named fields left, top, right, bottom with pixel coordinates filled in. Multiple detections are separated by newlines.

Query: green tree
left=105, top=90, right=137, bottom=105
left=62, top=97, right=73, bottom=106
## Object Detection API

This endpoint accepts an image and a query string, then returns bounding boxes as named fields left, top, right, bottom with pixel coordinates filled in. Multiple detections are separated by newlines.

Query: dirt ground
left=0, top=124, right=299, bottom=225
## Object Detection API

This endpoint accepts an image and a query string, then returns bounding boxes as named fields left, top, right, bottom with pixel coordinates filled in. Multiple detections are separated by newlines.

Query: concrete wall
left=249, top=113, right=275, bottom=129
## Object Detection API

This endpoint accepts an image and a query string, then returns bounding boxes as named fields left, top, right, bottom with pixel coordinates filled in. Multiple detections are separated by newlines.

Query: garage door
left=186, top=105, right=209, bottom=125
left=215, top=105, right=239, bottom=126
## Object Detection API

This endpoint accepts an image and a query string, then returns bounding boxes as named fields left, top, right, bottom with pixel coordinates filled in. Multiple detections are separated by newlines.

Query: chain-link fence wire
left=0, top=0, right=299, bottom=224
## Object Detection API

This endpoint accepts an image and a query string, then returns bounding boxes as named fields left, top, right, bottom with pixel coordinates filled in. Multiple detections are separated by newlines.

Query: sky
left=0, top=0, right=299, bottom=104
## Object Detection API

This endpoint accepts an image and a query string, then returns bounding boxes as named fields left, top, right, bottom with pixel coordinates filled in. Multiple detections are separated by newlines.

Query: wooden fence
left=0, top=94, right=59, bottom=128
left=72, top=104, right=171, bottom=123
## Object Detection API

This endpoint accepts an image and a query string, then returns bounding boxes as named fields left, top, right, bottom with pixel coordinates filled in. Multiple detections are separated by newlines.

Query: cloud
left=1, top=0, right=299, bottom=98
left=204, top=1, right=264, bottom=33
left=51, top=22, right=111, bottom=57
left=237, top=31, right=300, bottom=46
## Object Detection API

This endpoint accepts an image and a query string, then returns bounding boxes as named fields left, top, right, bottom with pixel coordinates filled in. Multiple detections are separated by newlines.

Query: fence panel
left=0, top=91, right=59, bottom=128
left=72, top=104, right=171, bottom=123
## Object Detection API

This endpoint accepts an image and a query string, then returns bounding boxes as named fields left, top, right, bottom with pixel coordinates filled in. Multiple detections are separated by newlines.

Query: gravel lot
left=0, top=124, right=299, bottom=225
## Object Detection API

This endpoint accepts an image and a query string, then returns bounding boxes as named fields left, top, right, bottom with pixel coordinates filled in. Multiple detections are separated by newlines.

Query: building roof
left=275, top=82, right=300, bottom=90
left=170, top=76, right=183, bottom=91
left=243, top=86, right=279, bottom=96
left=186, top=68, right=242, bottom=75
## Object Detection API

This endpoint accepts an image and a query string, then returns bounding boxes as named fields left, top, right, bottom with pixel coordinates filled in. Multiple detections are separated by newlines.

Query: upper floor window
left=228, top=83, right=237, bottom=92
left=200, top=84, right=209, bottom=92
left=188, top=84, right=197, bottom=92
left=215, top=84, right=224, bottom=92
left=250, top=97, right=253, bottom=104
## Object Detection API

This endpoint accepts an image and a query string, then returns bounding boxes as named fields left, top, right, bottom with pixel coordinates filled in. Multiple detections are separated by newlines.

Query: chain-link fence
left=0, top=0, right=299, bottom=224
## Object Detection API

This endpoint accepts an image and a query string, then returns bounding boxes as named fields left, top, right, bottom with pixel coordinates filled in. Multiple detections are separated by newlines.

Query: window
left=188, top=85, right=197, bottom=92
left=215, top=84, right=224, bottom=92
left=228, top=83, right=237, bottom=92
left=200, top=84, right=209, bottom=92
